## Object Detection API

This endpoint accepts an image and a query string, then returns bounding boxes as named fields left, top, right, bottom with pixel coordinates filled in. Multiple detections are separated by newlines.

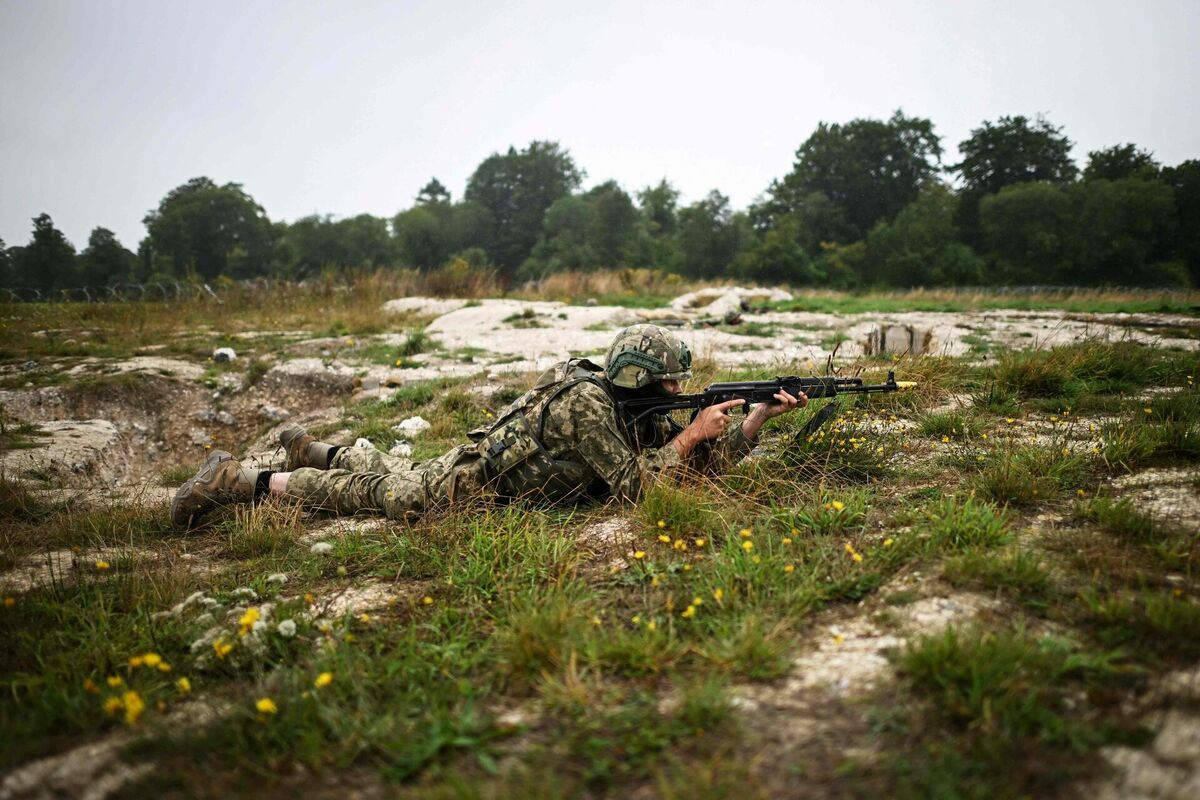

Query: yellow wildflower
left=83, top=677, right=99, bottom=694
left=358, top=613, right=371, bottom=623
left=95, top=560, right=110, bottom=570
left=790, top=527, right=799, bottom=536
left=255, top=697, right=277, bottom=715
left=123, top=691, right=145, bottom=725
left=941, top=436, right=950, bottom=443
left=238, top=607, right=260, bottom=635
left=176, top=677, right=192, bottom=694
left=1076, top=489, right=1086, bottom=497
left=1005, top=418, right=1015, bottom=424
left=712, top=588, right=724, bottom=601
left=304, top=593, right=315, bottom=605
left=107, top=675, right=124, bottom=688
left=1144, top=407, right=1153, bottom=414
left=831, top=500, right=845, bottom=511
left=422, top=596, right=434, bottom=605
left=884, top=538, right=895, bottom=547
left=590, top=615, right=602, bottom=626
left=157, top=662, right=172, bottom=673
left=103, top=696, right=124, bottom=715
left=692, top=596, right=703, bottom=606
left=682, top=564, right=692, bottom=571
left=852, top=553, right=863, bottom=563
left=739, top=528, right=753, bottom=538
left=213, top=639, right=233, bottom=659
left=646, top=620, right=657, bottom=631
left=2, top=597, right=14, bottom=607
left=741, top=540, right=754, bottom=552
left=128, top=655, right=144, bottom=668
left=832, top=634, right=845, bottom=645
left=651, top=575, right=661, bottom=587
left=658, top=534, right=671, bottom=543
left=633, top=551, right=646, bottom=560
left=784, top=564, right=795, bottom=574
left=631, top=614, right=642, bottom=625
left=657, top=519, right=666, bottom=528
left=141, top=653, right=162, bottom=667
left=694, top=537, right=706, bottom=547
left=681, top=605, right=697, bottom=619
left=314, top=672, right=334, bottom=688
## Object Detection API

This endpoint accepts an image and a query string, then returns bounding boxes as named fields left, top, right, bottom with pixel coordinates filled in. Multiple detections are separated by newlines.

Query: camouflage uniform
left=284, top=357, right=756, bottom=521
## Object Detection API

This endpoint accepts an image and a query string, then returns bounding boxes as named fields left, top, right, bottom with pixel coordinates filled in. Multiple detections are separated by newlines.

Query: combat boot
left=279, top=423, right=336, bottom=471
left=170, top=450, right=259, bottom=528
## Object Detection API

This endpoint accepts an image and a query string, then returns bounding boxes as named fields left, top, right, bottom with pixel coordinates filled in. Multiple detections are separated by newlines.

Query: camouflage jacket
left=472, top=359, right=756, bottom=503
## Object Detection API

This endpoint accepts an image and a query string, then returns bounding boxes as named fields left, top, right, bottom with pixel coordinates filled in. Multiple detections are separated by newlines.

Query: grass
left=2, top=289, right=1198, bottom=797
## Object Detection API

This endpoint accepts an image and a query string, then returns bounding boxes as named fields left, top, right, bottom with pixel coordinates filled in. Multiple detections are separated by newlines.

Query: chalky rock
left=0, top=419, right=132, bottom=488
left=258, top=404, right=290, bottom=422
left=394, top=416, right=432, bottom=437
left=865, top=325, right=935, bottom=356
left=212, top=347, right=237, bottom=363
left=389, top=441, right=413, bottom=458
left=353, top=438, right=373, bottom=449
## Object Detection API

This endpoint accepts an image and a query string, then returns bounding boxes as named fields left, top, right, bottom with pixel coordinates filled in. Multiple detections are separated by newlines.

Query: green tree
left=731, top=218, right=817, bottom=285
left=416, top=177, right=451, bottom=205
left=585, top=181, right=638, bottom=268
left=1084, top=144, right=1161, bottom=182
left=12, top=214, right=77, bottom=292
left=1161, top=160, right=1200, bottom=284
left=0, top=237, right=11, bottom=288
left=143, top=177, right=276, bottom=280
left=519, top=196, right=595, bottom=279
left=954, top=115, right=1077, bottom=243
left=78, top=227, right=136, bottom=287
left=393, top=207, right=447, bottom=269
left=978, top=182, right=1075, bottom=284
left=464, top=141, right=583, bottom=275
left=677, top=191, right=749, bottom=279
left=864, top=186, right=983, bottom=286
left=637, top=180, right=680, bottom=237
left=1071, top=178, right=1178, bottom=285
left=284, top=214, right=395, bottom=275
left=762, top=110, right=943, bottom=240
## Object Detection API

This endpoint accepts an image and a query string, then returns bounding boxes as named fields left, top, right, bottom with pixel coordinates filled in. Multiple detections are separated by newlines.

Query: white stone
left=212, top=347, right=237, bottom=362
left=389, top=441, right=413, bottom=457
left=394, top=416, right=431, bottom=436
left=310, top=542, right=334, bottom=555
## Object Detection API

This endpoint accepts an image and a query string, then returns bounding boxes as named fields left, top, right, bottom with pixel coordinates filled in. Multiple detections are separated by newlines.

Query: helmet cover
left=604, top=324, right=693, bottom=389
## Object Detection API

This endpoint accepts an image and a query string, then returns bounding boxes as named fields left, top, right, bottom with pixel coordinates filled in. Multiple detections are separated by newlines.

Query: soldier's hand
left=673, top=398, right=743, bottom=457
left=741, top=390, right=805, bottom=440
left=749, top=389, right=805, bottom=422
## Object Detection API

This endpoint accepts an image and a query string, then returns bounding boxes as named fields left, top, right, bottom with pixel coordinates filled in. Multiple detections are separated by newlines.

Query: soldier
left=170, top=324, right=805, bottom=527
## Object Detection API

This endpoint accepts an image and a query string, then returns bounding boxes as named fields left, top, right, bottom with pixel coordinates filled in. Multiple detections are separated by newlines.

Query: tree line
left=3, top=112, right=1197, bottom=293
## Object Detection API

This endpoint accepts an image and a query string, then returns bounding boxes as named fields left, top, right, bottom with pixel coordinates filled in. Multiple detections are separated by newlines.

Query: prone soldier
left=170, top=324, right=805, bottom=527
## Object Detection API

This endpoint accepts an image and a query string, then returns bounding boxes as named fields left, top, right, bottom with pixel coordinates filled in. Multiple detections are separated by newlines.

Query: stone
left=389, top=441, right=413, bottom=458
left=212, top=347, right=237, bottom=363
left=258, top=404, right=290, bottom=422
left=394, top=416, right=431, bottom=437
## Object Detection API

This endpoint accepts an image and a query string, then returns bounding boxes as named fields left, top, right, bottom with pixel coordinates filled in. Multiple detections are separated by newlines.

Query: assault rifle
left=618, top=371, right=913, bottom=434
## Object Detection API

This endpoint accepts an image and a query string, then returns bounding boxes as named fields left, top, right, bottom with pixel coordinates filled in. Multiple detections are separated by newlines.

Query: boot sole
left=171, top=450, right=234, bottom=528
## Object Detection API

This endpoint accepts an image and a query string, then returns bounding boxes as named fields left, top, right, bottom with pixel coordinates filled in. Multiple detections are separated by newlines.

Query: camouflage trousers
left=284, top=443, right=489, bottom=521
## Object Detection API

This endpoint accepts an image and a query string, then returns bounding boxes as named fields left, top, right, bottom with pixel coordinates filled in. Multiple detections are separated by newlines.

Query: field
left=1, top=277, right=1199, bottom=799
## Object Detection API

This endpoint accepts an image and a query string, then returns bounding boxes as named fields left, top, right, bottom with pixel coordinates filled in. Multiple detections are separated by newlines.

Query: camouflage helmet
left=604, top=324, right=693, bottom=389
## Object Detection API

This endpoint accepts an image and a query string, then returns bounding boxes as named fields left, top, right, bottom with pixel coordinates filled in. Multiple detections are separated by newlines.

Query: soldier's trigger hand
left=689, top=399, right=742, bottom=441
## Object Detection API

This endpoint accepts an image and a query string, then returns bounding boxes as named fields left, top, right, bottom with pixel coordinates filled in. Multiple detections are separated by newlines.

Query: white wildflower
left=276, top=619, right=297, bottom=638
left=310, top=542, right=333, bottom=555
left=266, top=573, right=288, bottom=585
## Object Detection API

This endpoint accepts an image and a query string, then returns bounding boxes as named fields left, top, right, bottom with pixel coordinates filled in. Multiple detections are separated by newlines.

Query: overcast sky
left=1, top=0, right=1198, bottom=251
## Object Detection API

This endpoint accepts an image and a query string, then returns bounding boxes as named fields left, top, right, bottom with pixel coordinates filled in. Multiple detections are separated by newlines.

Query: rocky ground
left=1, top=287, right=1198, bottom=799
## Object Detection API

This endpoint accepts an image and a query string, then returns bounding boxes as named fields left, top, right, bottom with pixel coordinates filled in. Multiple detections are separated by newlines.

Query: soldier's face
left=660, top=379, right=683, bottom=395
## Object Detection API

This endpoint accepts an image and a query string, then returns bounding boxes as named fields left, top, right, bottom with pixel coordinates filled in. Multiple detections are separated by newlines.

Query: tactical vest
left=468, top=358, right=616, bottom=503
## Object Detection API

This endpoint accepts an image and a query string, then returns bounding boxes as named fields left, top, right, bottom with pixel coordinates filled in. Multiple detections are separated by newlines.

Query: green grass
left=3, top=294, right=1199, bottom=795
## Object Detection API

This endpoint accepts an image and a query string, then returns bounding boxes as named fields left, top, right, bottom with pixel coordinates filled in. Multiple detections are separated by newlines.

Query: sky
left=1, top=0, right=1198, bottom=251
